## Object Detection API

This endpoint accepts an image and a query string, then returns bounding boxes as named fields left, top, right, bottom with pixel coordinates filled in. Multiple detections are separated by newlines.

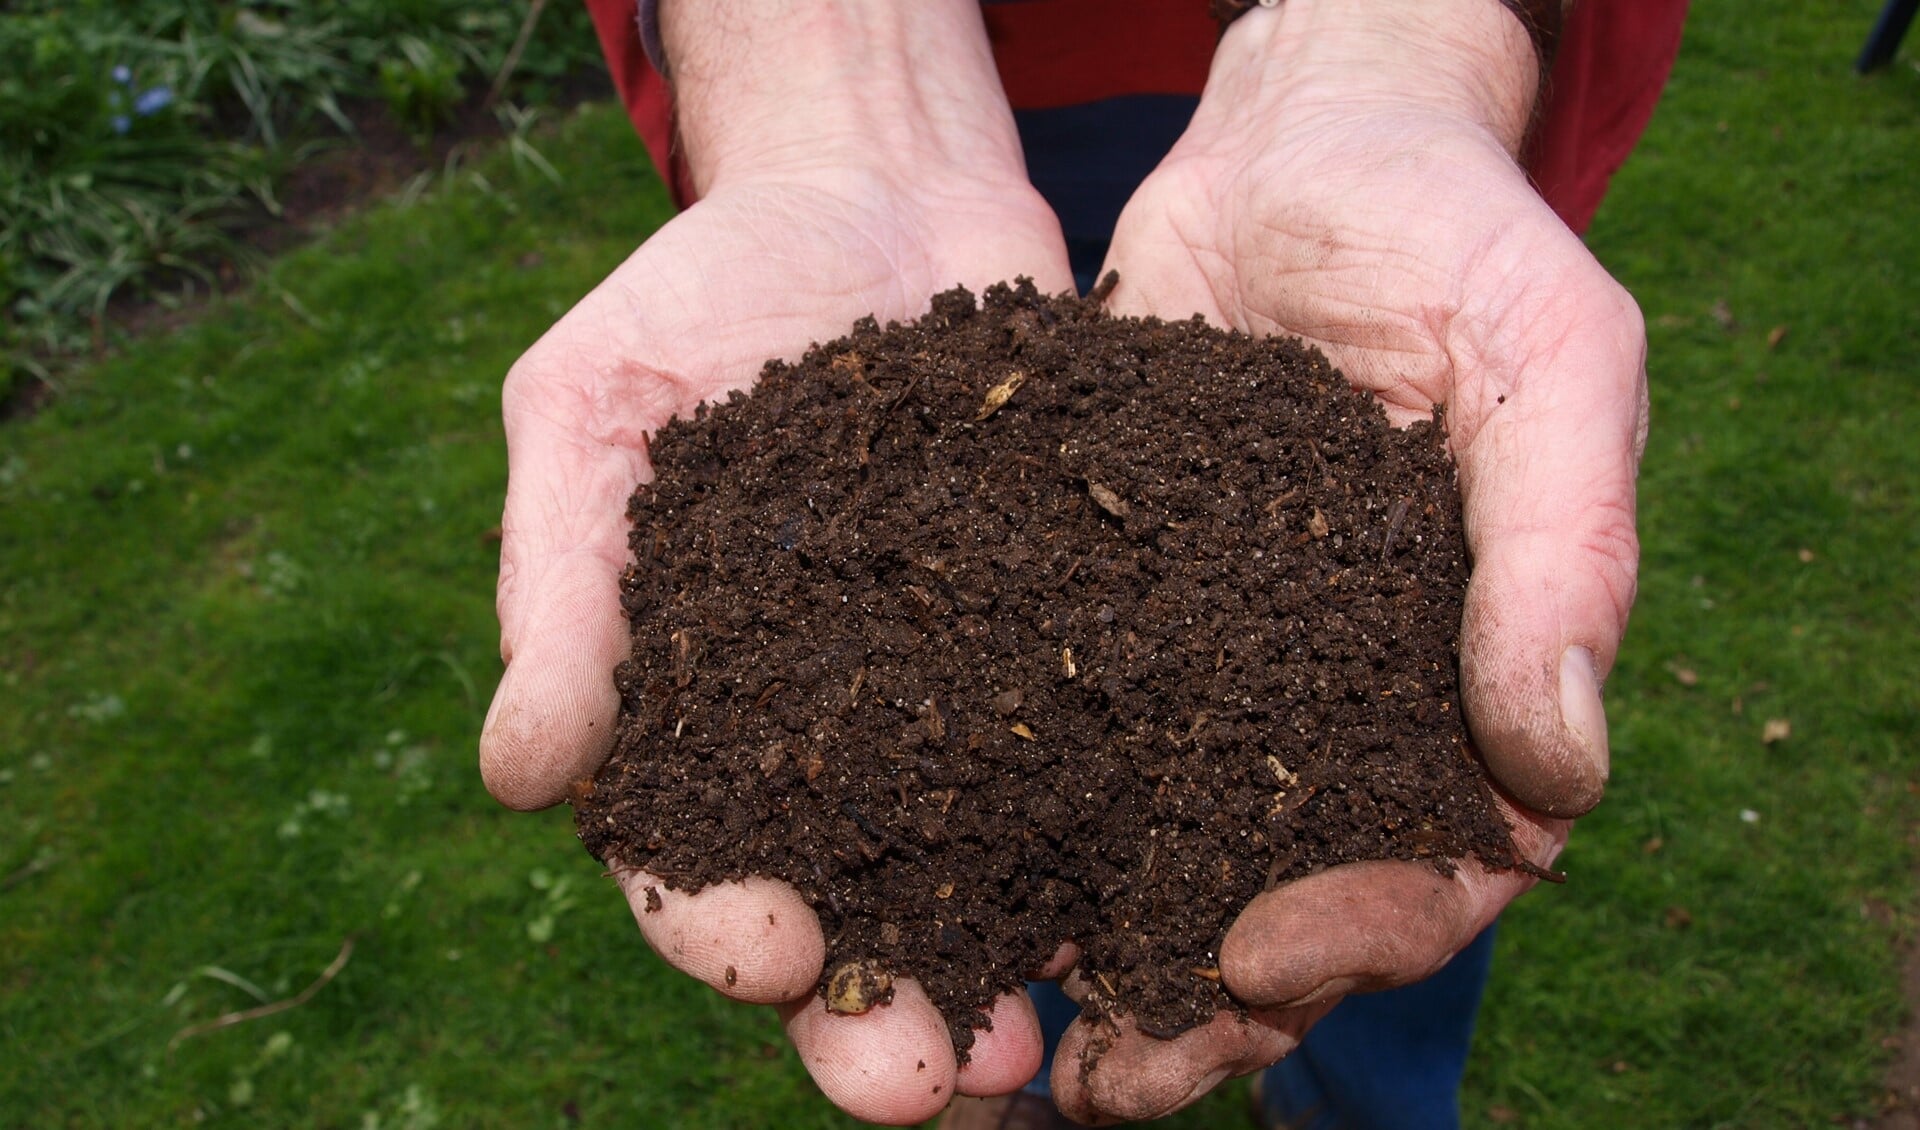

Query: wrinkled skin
left=1044, top=91, right=1645, bottom=1130
left=481, top=6, right=1646, bottom=1125
left=482, top=168, right=1078, bottom=1123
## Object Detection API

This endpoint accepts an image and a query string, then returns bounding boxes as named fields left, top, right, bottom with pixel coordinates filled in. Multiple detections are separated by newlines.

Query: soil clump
left=574, top=277, right=1519, bottom=1055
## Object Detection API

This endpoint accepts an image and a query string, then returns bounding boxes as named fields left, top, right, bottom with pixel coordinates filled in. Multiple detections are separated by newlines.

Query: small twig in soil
left=865, top=371, right=926, bottom=456
left=1263, top=849, right=1300, bottom=892
left=1087, top=271, right=1120, bottom=306
left=1308, top=439, right=1335, bottom=485
left=168, top=937, right=354, bottom=1051
left=1513, top=859, right=1569, bottom=885
left=1381, top=496, right=1412, bottom=561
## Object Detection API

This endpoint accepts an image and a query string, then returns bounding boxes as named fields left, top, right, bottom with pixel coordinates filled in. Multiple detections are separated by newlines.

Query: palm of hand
left=1047, top=110, right=1647, bottom=1122
left=481, top=172, right=1070, bottom=1124
left=488, top=171, right=1069, bottom=805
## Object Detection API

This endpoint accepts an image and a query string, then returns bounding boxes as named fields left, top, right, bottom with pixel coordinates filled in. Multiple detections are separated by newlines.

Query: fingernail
left=1559, top=646, right=1610, bottom=780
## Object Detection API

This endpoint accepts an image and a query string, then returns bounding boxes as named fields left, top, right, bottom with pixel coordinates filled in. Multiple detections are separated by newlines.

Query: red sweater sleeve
left=1527, top=0, right=1691, bottom=232
left=585, top=0, right=695, bottom=207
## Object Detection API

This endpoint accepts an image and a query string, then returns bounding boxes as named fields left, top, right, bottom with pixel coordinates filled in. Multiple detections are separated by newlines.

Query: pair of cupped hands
left=479, top=1, right=1644, bottom=1123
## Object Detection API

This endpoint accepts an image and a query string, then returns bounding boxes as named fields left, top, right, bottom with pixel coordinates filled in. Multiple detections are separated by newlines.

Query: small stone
left=824, top=961, right=894, bottom=1015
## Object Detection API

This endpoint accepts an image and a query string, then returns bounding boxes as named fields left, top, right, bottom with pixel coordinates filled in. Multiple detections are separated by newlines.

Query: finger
left=1221, top=803, right=1567, bottom=1008
left=478, top=318, right=670, bottom=809
left=1454, top=248, right=1648, bottom=818
left=782, top=978, right=960, bottom=1125
left=954, top=991, right=1044, bottom=1097
left=615, top=866, right=825, bottom=1003
left=1032, top=941, right=1079, bottom=981
left=1049, top=1006, right=1328, bottom=1124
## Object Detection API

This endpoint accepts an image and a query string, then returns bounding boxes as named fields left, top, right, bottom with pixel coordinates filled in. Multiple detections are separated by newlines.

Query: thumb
left=479, top=359, right=655, bottom=811
left=1454, top=261, right=1647, bottom=818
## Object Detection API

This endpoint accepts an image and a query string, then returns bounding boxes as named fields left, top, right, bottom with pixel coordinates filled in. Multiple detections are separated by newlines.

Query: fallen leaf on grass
left=1762, top=718, right=1792, bottom=744
left=1664, top=906, right=1694, bottom=930
left=1767, top=324, right=1789, bottom=349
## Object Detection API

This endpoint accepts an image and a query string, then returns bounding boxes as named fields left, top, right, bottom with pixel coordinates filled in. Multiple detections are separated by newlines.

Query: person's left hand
left=1047, top=1, right=1647, bottom=1120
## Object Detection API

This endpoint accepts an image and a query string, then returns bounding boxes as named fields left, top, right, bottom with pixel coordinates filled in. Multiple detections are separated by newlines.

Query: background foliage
left=1, top=2, right=1916, bottom=1127
left=0, top=0, right=599, bottom=395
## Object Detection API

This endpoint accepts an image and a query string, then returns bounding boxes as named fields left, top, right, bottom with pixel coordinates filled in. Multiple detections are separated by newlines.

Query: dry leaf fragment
left=1668, top=664, right=1699, bottom=687
left=670, top=628, right=698, bottom=688
left=1762, top=718, right=1792, bottom=744
left=1010, top=723, right=1036, bottom=741
left=974, top=371, right=1027, bottom=420
left=1797, top=547, right=1815, bottom=563
left=1307, top=508, right=1330, bottom=539
left=1265, top=755, right=1299, bottom=788
left=1767, top=324, right=1789, bottom=350
left=1087, top=482, right=1130, bottom=519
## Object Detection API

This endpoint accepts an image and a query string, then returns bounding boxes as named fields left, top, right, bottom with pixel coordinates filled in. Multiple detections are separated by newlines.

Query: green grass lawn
left=3, top=3, right=1916, bottom=1127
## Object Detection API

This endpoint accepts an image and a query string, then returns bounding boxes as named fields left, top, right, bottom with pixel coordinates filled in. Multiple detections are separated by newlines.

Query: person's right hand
left=478, top=3, right=1074, bottom=1124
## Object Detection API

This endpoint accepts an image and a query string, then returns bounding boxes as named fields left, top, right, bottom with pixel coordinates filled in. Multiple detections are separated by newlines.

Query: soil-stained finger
left=1049, top=1007, right=1322, bottom=1124
left=953, top=990, right=1043, bottom=1097
left=614, top=866, right=824, bottom=1003
left=781, top=978, right=959, bottom=1126
left=1219, top=831, right=1560, bottom=1009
